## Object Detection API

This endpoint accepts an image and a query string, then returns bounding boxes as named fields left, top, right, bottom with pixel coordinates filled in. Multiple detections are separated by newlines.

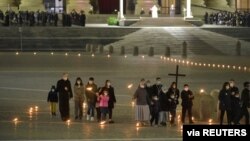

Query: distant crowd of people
left=0, top=9, right=86, bottom=27
left=47, top=73, right=250, bottom=126
left=204, top=11, right=250, bottom=27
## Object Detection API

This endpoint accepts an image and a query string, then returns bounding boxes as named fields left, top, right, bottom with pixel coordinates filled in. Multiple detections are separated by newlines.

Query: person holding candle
left=181, top=84, right=194, bottom=124
left=74, top=77, right=85, bottom=120
left=159, top=86, right=169, bottom=126
left=85, top=77, right=98, bottom=121
left=56, top=73, right=73, bottom=121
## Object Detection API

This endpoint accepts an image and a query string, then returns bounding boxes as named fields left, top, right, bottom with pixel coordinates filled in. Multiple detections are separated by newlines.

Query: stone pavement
left=0, top=52, right=249, bottom=140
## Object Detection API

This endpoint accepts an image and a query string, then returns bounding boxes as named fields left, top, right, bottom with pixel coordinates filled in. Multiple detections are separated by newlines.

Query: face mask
left=51, top=89, right=55, bottom=92
left=230, top=83, right=234, bottom=87
left=63, top=77, right=67, bottom=81
left=89, top=81, right=93, bottom=84
left=184, top=87, right=189, bottom=91
left=146, top=83, right=151, bottom=87
left=153, top=96, right=158, bottom=100
left=77, top=81, right=81, bottom=85
left=140, top=84, right=145, bottom=88
left=226, top=86, right=230, bottom=90
left=157, top=81, right=161, bottom=85
left=107, top=82, right=111, bottom=86
left=172, top=85, right=176, bottom=89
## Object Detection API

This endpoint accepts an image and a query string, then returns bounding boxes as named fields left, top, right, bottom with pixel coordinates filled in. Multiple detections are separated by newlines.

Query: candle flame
left=13, top=118, right=18, bottom=122
left=86, top=87, right=93, bottom=91
left=128, top=84, right=133, bottom=89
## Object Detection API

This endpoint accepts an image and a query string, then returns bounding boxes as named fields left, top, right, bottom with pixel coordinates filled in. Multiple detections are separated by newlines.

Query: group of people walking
left=47, top=73, right=116, bottom=124
left=218, top=79, right=250, bottom=125
left=133, top=77, right=194, bottom=127
left=47, top=73, right=250, bottom=126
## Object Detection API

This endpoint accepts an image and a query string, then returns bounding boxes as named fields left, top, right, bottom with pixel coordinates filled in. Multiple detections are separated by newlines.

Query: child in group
left=99, top=89, right=110, bottom=124
left=47, top=85, right=58, bottom=116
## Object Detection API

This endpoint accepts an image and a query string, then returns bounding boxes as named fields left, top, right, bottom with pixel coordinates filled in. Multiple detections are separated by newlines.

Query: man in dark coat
left=56, top=73, right=73, bottom=121
left=240, top=82, right=250, bottom=125
left=100, top=80, right=116, bottom=123
left=181, top=84, right=194, bottom=124
left=229, top=79, right=240, bottom=124
left=152, top=77, right=163, bottom=97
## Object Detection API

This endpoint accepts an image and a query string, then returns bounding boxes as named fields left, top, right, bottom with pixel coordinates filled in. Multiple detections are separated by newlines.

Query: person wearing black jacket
left=146, top=80, right=154, bottom=114
left=85, top=77, right=98, bottom=121
left=229, top=79, right=241, bottom=124
left=47, top=85, right=58, bottom=116
left=181, top=84, right=194, bottom=124
left=80, top=10, right=86, bottom=27
left=152, top=77, right=163, bottom=97
left=100, top=80, right=117, bottom=123
left=56, top=73, right=73, bottom=121
left=240, top=82, right=250, bottom=125
left=159, top=86, right=169, bottom=126
left=218, top=82, right=232, bottom=125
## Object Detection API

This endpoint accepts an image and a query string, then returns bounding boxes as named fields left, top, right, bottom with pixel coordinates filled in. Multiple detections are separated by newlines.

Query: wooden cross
left=168, top=65, right=186, bottom=88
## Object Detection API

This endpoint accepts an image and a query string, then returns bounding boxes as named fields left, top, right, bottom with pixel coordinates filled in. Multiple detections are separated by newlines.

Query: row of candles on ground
left=13, top=106, right=39, bottom=124
left=160, top=56, right=249, bottom=72
left=14, top=52, right=249, bottom=72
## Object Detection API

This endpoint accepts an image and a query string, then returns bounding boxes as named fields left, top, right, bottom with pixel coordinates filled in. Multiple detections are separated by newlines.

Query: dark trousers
left=220, top=109, right=231, bottom=125
left=96, top=107, right=101, bottom=122
left=150, top=111, right=159, bottom=125
left=108, top=107, right=113, bottom=119
left=181, top=106, right=192, bottom=123
left=87, top=102, right=95, bottom=117
left=170, top=109, right=176, bottom=124
left=240, top=107, right=249, bottom=125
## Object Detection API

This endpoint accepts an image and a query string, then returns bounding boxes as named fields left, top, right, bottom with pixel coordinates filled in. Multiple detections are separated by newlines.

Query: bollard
left=120, top=46, right=125, bottom=56
left=165, top=46, right=170, bottom=57
left=91, top=44, right=96, bottom=53
left=148, top=47, right=154, bottom=57
left=133, top=46, right=139, bottom=56
left=86, top=44, right=90, bottom=52
left=98, top=44, right=103, bottom=54
left=182, top=41, right=187, bottom=58
left=236, top=40, right=241, bottom=56
left=109, top=45, right=114, bottom=54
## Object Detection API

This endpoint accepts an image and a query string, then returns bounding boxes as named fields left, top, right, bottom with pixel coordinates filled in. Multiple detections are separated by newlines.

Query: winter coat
left=85, top=83, right=98, bottom=103
left=181, top=90, right=194, bottom=108
left=219, top=89, right=231, bottom=110
left=47, top=91, right=58, bottom=102
left=134, top=87, right=149, bottom=105
left=159, top=91, right=169, bottom=111
left=74, top=85, right=85, bottom=102
left=241, top=88, right=250, bottom=108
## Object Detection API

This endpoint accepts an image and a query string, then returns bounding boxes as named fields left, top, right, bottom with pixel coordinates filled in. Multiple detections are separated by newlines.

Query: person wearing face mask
left=152, top=77, right=163, bottom=97
left=229, top=79, right=240, bottom=124
left=218, top=82, right=232, bottom=125
left=56, top=73, right=73, bottom=121
left=99, top=89, right=110, bottom=124
left=74, top=77, right=85, bottom=120
left=239, top=81, right=250, bottom=125
left=100, top=80, right=116, bottom=123
left=133, top=79, right=150, bottom=126
left=85, top=77, right=98, bottom=121
left=168, top=93, right=178, bottom=126
left=150, top=95, right=160, bottom=127
left=47, top=85, right=58, bottom=116
left=181, top=84, right=194, bottom=124
left=159, top=86, right=169, bottom=126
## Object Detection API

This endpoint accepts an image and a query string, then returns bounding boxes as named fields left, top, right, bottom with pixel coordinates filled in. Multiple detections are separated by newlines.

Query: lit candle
left=107, top=54, right=111, bottom=58
left=13, top=118, right=18, bottom=122
left=65, top=53, right=68, bottom=56
left=124, top=55, right=127, bottom=58
left=131, top=101, right=135, bottom=107
left=86, top=87, right=93, bottom=91
left=208, top=119, right=213, bottom=125
left=200, top=89, right=205, bottom=93
left=192, top=116, right=194, bottom=121
left=91, top=54, right=95, bottom=57
left=160, top=56, right=163, bottom=59
left=136, top=122, right=140, bottom=127
left=127, top=84, right=133, bottom=89
left=29, top=107, right=33, bottom=113
left=16, top=52, right=19, bottom=55
left=100, top=121, right=106, bottom=125
left=35, top=106, right=38, bottom=112
left=83, top=102, right=87, bottom=109
left=66, top=119, right=71, bottom=126
left=51, top=52, right=54, bottom=55
left=78, top=53, right=81, bottom=57
left=33, top=52, right=37, bottom=55
left=142, top=55, right=145, bottom=59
